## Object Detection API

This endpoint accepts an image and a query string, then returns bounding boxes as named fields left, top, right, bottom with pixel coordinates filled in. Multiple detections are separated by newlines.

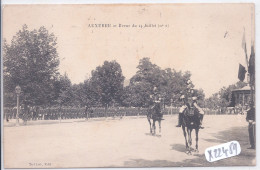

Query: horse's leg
left=147, top=116, right=152, bottom=133
left=190, top=129, right=193, bottom=146
left=195, top=128, right=199, bottom=152
left=182, top=126, right=188, bottom=149
left=187, top=129, right=192, bottom=155
left=153, top=119, right=156, bottom=135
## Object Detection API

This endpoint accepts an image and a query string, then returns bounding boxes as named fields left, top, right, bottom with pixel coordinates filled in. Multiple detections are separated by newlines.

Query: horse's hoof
left=186, top=151, right=192, bottom=155
left=194, top=149, right=199, bottom=153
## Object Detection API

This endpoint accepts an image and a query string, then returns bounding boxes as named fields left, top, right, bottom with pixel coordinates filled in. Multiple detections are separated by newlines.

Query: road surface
left=3, top=114, right=256, bottom=168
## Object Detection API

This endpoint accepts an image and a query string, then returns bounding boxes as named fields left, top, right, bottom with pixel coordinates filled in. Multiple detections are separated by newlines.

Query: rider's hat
left=192, top=96, right=197, bottom=101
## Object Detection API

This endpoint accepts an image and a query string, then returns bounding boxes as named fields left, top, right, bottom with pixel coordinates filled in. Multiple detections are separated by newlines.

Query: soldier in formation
left=4, top=107, right=12, bottom=122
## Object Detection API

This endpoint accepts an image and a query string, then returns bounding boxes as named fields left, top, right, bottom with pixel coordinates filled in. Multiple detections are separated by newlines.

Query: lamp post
left=15, top=85, right=21, bottom=126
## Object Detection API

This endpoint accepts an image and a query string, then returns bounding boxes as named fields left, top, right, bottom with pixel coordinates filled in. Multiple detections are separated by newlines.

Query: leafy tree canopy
left=3, top=25, right=60, bottom=106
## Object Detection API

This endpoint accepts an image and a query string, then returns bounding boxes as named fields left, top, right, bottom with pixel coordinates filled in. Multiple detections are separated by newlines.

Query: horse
left=181, top=104, right=200, bottom=155
left=147, top=102, right=163, bottom=135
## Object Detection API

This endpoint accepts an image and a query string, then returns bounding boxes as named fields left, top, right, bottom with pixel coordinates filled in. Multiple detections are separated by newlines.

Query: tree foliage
left=3, top=25, right=60, bottom=106
left=3, top=25, right=206, bottom=109
left=89, top=60, right=125, bottom=107
left=123, top=58, right=203, bottom=107
left=205, top=81, right=247, bottom=109
left=56, top=73, right=73, bottom=106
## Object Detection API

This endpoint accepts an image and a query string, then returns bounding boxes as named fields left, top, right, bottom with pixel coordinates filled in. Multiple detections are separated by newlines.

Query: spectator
left=246, top=101, right=255, bottom=149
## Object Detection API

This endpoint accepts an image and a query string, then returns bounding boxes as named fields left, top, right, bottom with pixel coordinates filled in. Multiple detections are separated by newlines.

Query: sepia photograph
left=2, top=3, right=256, bottom=168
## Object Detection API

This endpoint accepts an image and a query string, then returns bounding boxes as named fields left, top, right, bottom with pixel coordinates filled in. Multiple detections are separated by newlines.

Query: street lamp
left=15, top=85, right=21, bottom=126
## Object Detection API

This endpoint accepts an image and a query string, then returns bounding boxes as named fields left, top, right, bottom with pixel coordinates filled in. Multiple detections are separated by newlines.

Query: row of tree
left=204, top=81, right=247, bottom=110
left=3, top=25, right=206, bottom=108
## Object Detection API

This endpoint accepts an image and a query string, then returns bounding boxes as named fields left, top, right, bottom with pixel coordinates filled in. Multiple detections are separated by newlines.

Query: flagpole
left=250, top=5, right=255, bottom=104
left=251, top=5, right=254, bottom=47
left=242, top=28, right=249, bottom=69
left=250, top=5, right=255, bottom=105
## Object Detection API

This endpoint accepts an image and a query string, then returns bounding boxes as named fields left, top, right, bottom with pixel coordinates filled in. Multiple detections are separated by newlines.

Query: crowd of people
left=3, top=106, right=169, bottom=122
left=3, top=87, right=255, bottom=150
left=4, top=106, right=86, bottom=121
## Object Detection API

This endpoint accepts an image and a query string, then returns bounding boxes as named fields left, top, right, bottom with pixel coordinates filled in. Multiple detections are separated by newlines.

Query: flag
left=248, top=46, right=255, bottom=75
left=248, top=45, right=255, bottom=85
left=242, top=29, right=249, bottom=68
left=238, top=64, right=247, bottom=82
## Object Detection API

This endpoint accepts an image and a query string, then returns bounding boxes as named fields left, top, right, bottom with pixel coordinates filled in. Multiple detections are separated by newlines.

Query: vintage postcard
left=2, top=3, right=256, bottom=168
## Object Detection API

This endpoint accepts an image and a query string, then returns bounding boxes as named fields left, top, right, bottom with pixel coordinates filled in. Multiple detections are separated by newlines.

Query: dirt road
left=3, top=114, right=255, bottom=168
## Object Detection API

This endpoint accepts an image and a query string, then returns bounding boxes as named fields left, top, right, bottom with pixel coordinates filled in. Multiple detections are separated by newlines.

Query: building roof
left=232, top=85, right=251, bottom=92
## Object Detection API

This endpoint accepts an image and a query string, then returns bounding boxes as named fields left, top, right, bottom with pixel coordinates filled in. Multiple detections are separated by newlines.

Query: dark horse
left=181, top=104, right=200, bottom=155
left=147, top=102, right=163, bottom=135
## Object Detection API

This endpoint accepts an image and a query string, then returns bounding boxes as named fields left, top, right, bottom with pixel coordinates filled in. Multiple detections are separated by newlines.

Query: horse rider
left=191, top=96, right=204, bottom=129
left=152, top=94, right=163, bottom=119
left=176, top=95, right=204, bottom=129
left=151, top=87, right=163, bottom=120
left=176, top=95, right=187, bottom=127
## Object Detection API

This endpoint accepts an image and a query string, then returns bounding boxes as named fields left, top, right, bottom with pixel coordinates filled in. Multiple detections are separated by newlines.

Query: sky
left=3, top=4, right=255, bottom=97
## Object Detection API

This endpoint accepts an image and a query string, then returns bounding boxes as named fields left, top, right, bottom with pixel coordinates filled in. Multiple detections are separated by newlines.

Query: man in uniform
left=46, top=107, right=50, bottom=120
left=246, top=101, right=255, bottom=149
left=151, top=87, right=163, bottom=120
left=87, top=106, right=91, bottom=118
left=176, top=95, right=204, bottom=129
left=5, top=107, right=10, bottom=122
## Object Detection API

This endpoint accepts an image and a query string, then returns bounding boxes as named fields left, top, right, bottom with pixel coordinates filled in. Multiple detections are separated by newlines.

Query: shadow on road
left=145, top=133, right=161, bottom=138
left=203, top=126, right=247, bottom=143
left=207, top=126, right=256, bottom=165
left=124, top=155, right=208, bottom=167
left=4, top=120, right=61, bottom=127
left=4, top=118, right=121, bottom=127
left=125, top=125, right=255, bottom=167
